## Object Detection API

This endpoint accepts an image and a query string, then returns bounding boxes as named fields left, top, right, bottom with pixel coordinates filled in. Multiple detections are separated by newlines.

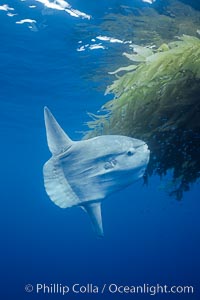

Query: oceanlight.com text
left=24, top=283, right=195, bottom=296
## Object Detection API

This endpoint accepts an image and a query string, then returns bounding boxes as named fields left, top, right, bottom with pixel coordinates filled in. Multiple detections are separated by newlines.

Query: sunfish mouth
left=137, top=142, right=150, bottom=153
left=138, top=143, right=150, bottom=165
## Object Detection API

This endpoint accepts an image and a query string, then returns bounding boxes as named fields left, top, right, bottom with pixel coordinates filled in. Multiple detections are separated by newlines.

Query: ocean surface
left=1, top=0, right=200, bottom=299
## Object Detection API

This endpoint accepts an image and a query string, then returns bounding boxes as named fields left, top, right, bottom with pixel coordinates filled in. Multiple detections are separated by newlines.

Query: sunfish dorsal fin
left=44, top=106, right=72, bottom=155
left=82, top=202, right=104, bottom=238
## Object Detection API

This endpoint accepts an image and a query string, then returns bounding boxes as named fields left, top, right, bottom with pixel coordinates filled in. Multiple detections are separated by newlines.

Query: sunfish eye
left=127, top=148, right=135, bottom=156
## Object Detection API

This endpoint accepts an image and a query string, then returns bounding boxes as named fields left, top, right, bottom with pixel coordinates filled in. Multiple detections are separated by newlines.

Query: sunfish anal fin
left=81, top=202, right=104, bottom=238
left=44, top=106, right=73, bottom=156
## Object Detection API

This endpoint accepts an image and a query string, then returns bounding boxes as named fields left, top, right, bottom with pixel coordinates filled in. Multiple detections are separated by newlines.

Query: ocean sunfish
left=43, top=107, right=150, bottom=237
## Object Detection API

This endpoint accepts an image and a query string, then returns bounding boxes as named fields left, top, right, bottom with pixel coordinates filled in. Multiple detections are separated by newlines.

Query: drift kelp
left=86, top=35, right=200, bottom=199
left=100, top=0, right=200, bottom=47
left=75, top=0, right=200, bottom=89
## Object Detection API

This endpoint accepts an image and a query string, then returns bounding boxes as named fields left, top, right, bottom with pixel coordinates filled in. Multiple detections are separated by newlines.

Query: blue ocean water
left=1, top=0, right=200, bottom=299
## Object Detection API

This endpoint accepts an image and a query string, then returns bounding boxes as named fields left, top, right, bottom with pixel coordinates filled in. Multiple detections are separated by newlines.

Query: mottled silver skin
left=43, top=107, right=150, bottom=237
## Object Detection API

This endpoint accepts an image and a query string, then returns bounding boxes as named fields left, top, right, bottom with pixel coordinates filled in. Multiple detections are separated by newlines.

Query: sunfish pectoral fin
left=81, top=202, right=104, bottom=238
left=44, top=106, right=73, bottom=155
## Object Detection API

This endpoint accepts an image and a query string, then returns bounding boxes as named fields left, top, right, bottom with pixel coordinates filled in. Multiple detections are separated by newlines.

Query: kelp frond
left=85, top=35, right=200, bottom=199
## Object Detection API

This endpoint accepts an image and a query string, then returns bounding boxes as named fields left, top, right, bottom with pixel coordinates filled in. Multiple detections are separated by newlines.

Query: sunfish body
left=43, top=107, right=150, bottom=237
